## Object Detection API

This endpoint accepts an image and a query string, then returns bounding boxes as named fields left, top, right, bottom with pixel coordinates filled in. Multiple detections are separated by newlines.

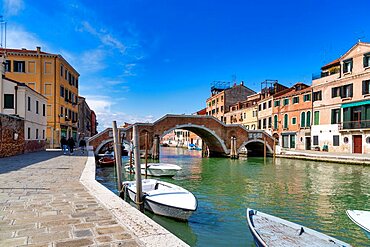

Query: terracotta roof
left=0, top=48, right=53, bottom=55
left=195, top=108, right=207, bottom=115
left=274, top=83, right=311, bottom=99
left=321, top=58, right=340, bottom=70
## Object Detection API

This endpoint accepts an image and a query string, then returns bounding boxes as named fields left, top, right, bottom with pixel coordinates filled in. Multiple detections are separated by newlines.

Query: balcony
left=312, top=70, right=339, bottom=80
left=339, top=120, right=370, bottom=130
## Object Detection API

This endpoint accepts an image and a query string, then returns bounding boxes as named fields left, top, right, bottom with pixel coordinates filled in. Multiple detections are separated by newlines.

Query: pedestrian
left=61, top=136, right=68, bottom=154
left=67, top=137, right=75, bottom=155
left=79, top=138, right=86, bottom=154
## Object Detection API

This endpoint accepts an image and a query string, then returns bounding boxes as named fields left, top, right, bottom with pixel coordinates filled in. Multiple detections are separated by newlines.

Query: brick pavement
left=0, top=150, right=142, bottom=247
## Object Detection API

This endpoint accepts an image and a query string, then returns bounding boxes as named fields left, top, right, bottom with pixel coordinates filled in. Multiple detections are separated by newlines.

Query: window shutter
left=331, top=109, right=335, bottom=124
left=363, top=80, right=367, bottom=95
left=340, top=86, right=345, bottom=98
left=364, top=55, right=368, bottom=68
left=349, top=84, right=353, bottom=97
left=332, top=88, right=335, bottom=98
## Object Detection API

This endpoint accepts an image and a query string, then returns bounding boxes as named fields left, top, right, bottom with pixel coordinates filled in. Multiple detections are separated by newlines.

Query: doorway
left=305, top=137, right=311, bottom=150
left=353, top=135, right=362, bottom=154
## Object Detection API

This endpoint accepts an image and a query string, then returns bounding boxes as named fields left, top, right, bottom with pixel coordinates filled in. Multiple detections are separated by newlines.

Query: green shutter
left=274, top=115, right=278, bottom=129
left=314, top=111, right=320, bottom=125
left=300, top=112, right=305, bottom=127
left=284, top=114, right=288, bottom=128
left=306, top=111, right=311, bottom=126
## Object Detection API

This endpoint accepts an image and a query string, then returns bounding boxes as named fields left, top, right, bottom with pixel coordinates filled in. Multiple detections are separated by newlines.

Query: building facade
left=91, top=110, right=98, bottom=136
left=272, top=83, right=312, bottom=150
left=311, top=42, right=370, bottom=153
left=206, top=81, right=256, bottom=123
left=78, top=96, right=92, bottom=140
left=1, top=47, right=79, bottom=148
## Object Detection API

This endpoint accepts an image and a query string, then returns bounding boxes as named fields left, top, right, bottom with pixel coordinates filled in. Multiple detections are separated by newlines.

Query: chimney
left=36, top=46, right=41, bottom=53
left=240, top=81, right=244, bottom=86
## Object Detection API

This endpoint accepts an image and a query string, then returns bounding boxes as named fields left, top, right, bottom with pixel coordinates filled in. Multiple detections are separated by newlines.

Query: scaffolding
left=210, top=81, right=231, bottom=95
left=261, top=79, right=278, bottom=96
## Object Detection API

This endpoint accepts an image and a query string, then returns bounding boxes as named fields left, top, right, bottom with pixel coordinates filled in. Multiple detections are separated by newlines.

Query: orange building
left=1, top=47, right=79, bottom=147
left=272, top=83, right=312, bottom=150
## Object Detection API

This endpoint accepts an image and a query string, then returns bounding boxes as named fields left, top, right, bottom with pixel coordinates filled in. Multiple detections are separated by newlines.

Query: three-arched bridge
left=88, top=114, right=274, bottom=158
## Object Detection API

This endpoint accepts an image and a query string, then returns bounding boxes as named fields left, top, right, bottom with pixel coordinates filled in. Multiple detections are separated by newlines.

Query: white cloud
left=80, top=21, right=126, bottom=54
left=2, top=0, right=24, bottom=16
left=124, top=63, right=136, bottom=76
left=5, top=25, right=47, bottom=50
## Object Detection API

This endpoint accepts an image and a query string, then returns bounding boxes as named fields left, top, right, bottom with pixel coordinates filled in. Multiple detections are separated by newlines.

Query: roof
left=274, top=82, right=311, bottom=99
left=321, top=58, right=340, bottom=70
left=195, top=108, right=207, bottom=115
left=339, top=41, right=370, bottom=61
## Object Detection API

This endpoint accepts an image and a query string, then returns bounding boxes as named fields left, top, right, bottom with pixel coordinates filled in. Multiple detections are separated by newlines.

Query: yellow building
left=0, top=47, right=79, bottom=148
left=224, top=94, right=260, bottom=129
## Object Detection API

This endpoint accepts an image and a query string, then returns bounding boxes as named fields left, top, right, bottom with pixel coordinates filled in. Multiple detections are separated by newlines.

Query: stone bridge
left=88, top=114, right=275, bottom=158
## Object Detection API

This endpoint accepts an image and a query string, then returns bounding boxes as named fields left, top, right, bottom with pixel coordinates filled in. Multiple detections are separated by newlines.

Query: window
left=300, top=112, right=306, bottom=128
left=341, top=84, right=353, bottom=98
left=44, top=83, right=52, bottom=96
left=268, top=117, right=272, bottom=128
left=333, top=135, right=339, bottom=146
left=27, top=127, right=31, bottom=139
left=268, top=101, right=272, bottom=108
left=253, top=111, right=257, bottom=117
left=283, top=98, right=289, bottom=106
left=216, top=98, right=219, bottom=103
left=27, top=97, right=31, bottom=111
left=65, top=70, right=68, bottom=80
left=283, top=135, right=289, bottom=148
left=364, top=53, right=370, bottom=68
left=43, top=104, right=46, bottom=116
left=36, top=101, right=39, bottom=114
left=258, top=104, right=261, bottom=111
left=28, top=61, right=35, bottom=73
left=362, top=80, right=370, bottom=95
left=274, top=115, right=278, bottom=129
left=36, top=129, right=39, bottom=140
left=212, top=100, right=215, bottom=106
left=65, top=89, right=68, bottom=102
left=366, top=136, right=370, bottom=144
left=284, top=114, right=288, bottom=129
left=221, top=95, right=223, bottom=101
left=43, top=130, right=45, bottom=139
left=314, top=111, right=320, bottom=125
left=313, top=135, right=319, bottom=145
left=331, top=109, right=341, bottom=124
left=60, top=106, right=64, bottom=116
left=263, top=118, right=266, bottom=129
left=60, top=86, right=64, bottom=97
left=274, top=100, right=280, bottom=107
left=344, top=137, right=349, bottom=143
left=306, top=111, right=311, bottom=127
left=221, top=106, right=223, bottom=112
left=5, top=60, right=11, bottom=72
left=14, top=61, right=25, bottom=73
left=292, top=117, right=297, bottom=125
left=60, top=65, right=64, bottom=77
left=263, top=102, right=266, bottom=110
left=332, top=87, right=341, bottom=98
left=290, top=135, right=295, bottom=148
left=292, top=96, right=299, bottom=104
left=4, top=94, right=14, bottom=109
left=343, top=58, right=353, bottom=74
left=303, top=94, right=311, bottom=102
left=313, top=91, right=322, bottom=101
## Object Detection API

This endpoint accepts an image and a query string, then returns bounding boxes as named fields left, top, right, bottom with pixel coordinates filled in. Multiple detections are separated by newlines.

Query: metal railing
left=339, top=120, right=370, bottom=130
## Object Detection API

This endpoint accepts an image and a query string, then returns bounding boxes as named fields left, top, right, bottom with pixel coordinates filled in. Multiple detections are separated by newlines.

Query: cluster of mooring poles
left=112, top=121, right=149, bottom=212
left=230, top=136, right=238, bottom=159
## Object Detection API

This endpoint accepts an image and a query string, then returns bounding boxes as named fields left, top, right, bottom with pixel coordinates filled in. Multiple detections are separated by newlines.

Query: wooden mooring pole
left=264, top=137, right=267, bottom=164
left=145, top=132, right=148, bottom=179
left=133, top=125, right=144, bottom=212
left=112, top=121, right=123, bottom=192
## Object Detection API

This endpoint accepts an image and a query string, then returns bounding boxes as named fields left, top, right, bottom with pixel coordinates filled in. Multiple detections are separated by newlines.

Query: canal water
left=96, top=147, right=370, bottom=246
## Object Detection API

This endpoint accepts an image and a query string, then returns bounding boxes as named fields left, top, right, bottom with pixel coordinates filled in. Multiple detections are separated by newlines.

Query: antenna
left=0, top=16, right=6, bottom=51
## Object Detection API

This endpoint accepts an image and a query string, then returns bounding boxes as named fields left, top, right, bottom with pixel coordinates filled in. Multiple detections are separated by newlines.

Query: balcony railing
left=339, top=120, right=370, bottom=130
left=312, top=70, right=339, bottom=80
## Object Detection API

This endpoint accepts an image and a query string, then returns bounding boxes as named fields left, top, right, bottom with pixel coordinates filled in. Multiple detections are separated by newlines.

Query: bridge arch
left=160, top=124, right=229, bottom=156
left=94, top=138, right=131, bottom=156
left=237, top=139, right=273, bottom=157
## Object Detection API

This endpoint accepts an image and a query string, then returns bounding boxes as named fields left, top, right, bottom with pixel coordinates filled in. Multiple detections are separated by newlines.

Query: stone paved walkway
left=0, top=150, right=142, bottom=247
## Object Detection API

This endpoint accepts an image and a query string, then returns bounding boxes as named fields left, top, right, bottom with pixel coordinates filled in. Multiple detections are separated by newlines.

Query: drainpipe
left=14, top=85, right=18, bottom=115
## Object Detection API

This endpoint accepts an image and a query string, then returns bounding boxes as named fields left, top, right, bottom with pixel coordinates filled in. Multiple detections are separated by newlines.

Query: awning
left=342, top=100, right=370, bottom=108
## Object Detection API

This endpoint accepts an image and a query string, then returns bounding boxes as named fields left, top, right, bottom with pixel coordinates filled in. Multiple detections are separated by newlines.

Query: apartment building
left=224, top=93, right=260, bottom=130
left=91, top=110, right=98, bottom=136
left=1, top=47, right=79, bottom=148
left=0, top=57, right=47, bottom=152
left=257, top=81, right=288, bottom=135
left=311, top=42, right=370, bottom=153
left=272, top=83, right=312, bottom=150
left=206, top=81, right=255, bottom=123
left=78, top=96, right=92, bottom=140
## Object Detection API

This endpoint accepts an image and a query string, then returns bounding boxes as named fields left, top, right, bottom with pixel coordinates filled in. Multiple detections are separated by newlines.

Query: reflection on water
left=96, top=147, right=370, bottom=246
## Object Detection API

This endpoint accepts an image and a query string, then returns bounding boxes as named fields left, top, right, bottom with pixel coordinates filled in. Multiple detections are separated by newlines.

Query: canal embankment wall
left=81, top=149, right=188, bottom=247
left=277, top=150, right=370, bottom=165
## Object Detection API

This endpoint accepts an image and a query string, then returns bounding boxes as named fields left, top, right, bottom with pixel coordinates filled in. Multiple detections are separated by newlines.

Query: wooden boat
left=346, top=210, right=370, bottom=233
left=123, top=179, right=197, bottom=220
left=246, top=208, right=350, bottom=247
left=98, top=156, right=115, bottom=166
left=124, top=163, right=182, bottom=177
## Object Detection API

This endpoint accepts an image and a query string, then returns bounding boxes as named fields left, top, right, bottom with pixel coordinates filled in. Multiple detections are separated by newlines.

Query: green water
left=96, top=147, right=370, bottom=246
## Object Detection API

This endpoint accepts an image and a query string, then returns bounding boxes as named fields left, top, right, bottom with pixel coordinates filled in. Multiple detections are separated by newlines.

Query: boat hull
left=98, top=157, right=115, bottom=167
left=125, top=163, right=181, bottom=177
left=246, top=208, right=350, bottom=247
left=124, top=179, right=196, bottom=221
left=346, top=210, right=370, bottom=236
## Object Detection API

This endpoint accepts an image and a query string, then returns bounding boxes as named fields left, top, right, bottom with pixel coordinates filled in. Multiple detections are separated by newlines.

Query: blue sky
left=1, top=0, right=370, bottom=131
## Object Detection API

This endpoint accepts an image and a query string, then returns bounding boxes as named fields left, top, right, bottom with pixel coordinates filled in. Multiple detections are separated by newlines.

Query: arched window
left=301, top=112, right=306, bottom=128
left=306, top=111, right=311, bottom=127
left=284, top=114, right=288, bottom=129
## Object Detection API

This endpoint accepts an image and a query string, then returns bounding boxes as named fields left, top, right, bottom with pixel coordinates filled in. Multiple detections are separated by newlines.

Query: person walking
left=61, top=136, right=68, bottom=154
left=79, top=138, right=86, bottom=154
left=67, top=137, right=75, bottom=155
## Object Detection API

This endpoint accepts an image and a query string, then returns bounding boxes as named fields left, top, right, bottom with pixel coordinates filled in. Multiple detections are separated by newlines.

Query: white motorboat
left=246, top=208, right=350, bottom=247
left=124, top=163, right=182, bottom=177
left=123, top=179, right=197, bottom=220
left=346, top=210, right=370, bottom=233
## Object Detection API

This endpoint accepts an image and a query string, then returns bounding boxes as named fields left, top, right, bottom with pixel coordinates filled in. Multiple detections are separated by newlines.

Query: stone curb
left=277, top=154, right=370, bottom=165
left=80, top=151, right=189, bottom=247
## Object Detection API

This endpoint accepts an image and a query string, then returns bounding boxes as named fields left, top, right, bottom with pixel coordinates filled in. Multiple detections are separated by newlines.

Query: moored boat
left=246, top=208, right=350, bottom=247
left=346, top=210, right=370, bottom=234
left=98, top=156, right=115, bottom=166
left=123, top=179, right=197, bottom=220
left=124, top=163, right=182, bottom=177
